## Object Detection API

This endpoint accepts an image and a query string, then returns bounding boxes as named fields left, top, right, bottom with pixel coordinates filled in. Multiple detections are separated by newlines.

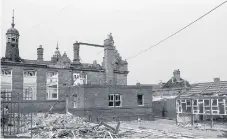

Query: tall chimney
left=73, top=42, right=80, bottom=64
left=37, top=45, right=43, bottom=62
left=104, top=33, right=115, bottom=85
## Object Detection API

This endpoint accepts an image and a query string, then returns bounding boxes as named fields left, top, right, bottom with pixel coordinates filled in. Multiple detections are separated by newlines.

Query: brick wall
left=68, top=85, right=154, bottom=121
left=153, top=98, right=176, bottom=119
left=69, top=85, right=153, bottom=108
left=12, top=66, right=23, bottom=100
left=69, top=107, right=153, bottom=122
left=115, top=73, right=127, bottom=85
left=1, top=62, right=128, bottom=114
left=37, top=67, right=47, bottom=100
left=1, top=63, right=71, bottom=113
left=2, top=100, right=66, bottom=113
left=86, top=71, right=105, bottom=85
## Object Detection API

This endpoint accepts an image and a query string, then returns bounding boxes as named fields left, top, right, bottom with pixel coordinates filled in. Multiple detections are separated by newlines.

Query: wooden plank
left=191, top=99, right=194, bottom=126
left=78, top=42, right=104, bottom=48
left=115, top=122, right=120, bottom=134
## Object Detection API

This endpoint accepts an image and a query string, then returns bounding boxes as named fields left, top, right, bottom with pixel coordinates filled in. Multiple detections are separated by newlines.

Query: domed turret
left=6, top=28, right=20, bottom=36
left=5, top=10, right=21, bottom=62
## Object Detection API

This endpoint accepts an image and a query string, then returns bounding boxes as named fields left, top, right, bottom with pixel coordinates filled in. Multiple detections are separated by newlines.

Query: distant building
left=153, top=69, right=191, bottom=101
left=152, top=69, right=191, bottom=119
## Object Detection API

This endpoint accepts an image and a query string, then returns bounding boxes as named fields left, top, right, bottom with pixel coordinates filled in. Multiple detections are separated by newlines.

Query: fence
left=1, top=91, right=33, bottom=138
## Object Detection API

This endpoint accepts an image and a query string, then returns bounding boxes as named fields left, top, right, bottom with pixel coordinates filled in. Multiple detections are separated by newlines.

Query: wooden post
left=210, top=98, right=213, bottom=128
left=66, top=96, right=68, bottom=113
left=31, top=113, right=33, bottom=138
left=175, top=98, right=178, bottom=125
left=17, top=92, right=20, bottom=134
left=2, top=92, right=5, bottom=136
left=191, top=99, right=194, bottom=126
left=211, top=115, right=213, bottom=128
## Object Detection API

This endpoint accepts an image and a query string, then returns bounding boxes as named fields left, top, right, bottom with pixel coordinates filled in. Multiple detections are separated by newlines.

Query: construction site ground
left=5, top=113, right=227, bottom=138
left=107, top=118, right=227, bottom=138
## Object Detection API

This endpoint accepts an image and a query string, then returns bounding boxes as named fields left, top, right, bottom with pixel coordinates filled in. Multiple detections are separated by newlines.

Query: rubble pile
left=17, top=112, right=123, bottom=138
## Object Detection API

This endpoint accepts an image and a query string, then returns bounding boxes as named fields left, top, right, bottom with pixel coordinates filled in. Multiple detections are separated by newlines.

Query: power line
left=97, top=49, right=104, bottom=55
left=125, top=1, right=227, bottom=61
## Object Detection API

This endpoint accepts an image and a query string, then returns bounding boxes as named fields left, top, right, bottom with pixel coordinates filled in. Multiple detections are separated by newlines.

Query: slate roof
left=181, top=81, right=227, bottom=97
left=162, top=78, right=191, bottom=89
left=6, top=27, right=20, bottom=35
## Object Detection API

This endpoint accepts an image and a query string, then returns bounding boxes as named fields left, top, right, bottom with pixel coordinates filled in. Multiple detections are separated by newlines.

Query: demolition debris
left=9, top=113, right=227, bottom=138
left=16, top=112, right=122, bottom=138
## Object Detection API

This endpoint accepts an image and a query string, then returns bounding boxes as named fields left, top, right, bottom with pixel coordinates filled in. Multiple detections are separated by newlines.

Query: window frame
left=108, top=94, right=122, bottom=107
left=204, top=99, right=210, bottom=107
left=137, top=94, right=144, bottom=106
left=108, top=94, right=115, bottom=107
left=114, top=94, right=122, bottom=107
left=23, top=70, right=37, bottom=100
left=73, top=94, right=78, bottom=108
left=73, top=72, right=87, bottom=86
left=1, top=69, right=13, bottom=100
left=73, top=102, right=77, bottom=108
left=211, top=99, right=218, bottom=107
left=46, top=71, right=59, bottom=100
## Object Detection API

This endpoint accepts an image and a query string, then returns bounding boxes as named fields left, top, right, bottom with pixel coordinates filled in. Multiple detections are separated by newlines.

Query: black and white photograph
left=1, top=0, right=227, bottom=138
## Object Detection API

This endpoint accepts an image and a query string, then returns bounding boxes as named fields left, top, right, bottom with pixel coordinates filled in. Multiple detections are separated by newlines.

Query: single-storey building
left=176, top=78, right=227, bottom=127
left=68, top=84, right=153, bottom=122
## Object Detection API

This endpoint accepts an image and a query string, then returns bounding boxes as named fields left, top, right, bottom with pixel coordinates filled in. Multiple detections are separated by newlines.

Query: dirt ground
left=108, top=118, right=227, bottom=138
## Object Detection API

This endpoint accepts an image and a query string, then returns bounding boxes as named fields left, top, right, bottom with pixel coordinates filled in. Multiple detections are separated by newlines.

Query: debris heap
left=17, top=112, right=122, bottom=138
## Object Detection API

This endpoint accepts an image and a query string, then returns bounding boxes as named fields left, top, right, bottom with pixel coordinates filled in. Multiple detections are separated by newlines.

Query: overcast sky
left=1, top=0, right=227, bottom=85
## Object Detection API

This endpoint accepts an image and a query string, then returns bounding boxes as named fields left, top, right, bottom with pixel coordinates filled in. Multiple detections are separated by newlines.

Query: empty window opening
left=73, top=94, right=77, bottom=108
left=137, top=94, right=144, bottom=106
left=1, top=69, right=12, bottom=100
left=47, top=71, right=58, bottom=100
left=23, top=70, right=37, bottom=100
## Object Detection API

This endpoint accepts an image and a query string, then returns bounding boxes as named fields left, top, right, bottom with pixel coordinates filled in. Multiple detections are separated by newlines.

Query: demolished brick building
left=1, top=13, right=153, bottom=121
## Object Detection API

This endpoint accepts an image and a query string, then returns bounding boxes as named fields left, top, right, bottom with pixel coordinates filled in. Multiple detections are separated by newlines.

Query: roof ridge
left=196, top=81, right=227, bottom=84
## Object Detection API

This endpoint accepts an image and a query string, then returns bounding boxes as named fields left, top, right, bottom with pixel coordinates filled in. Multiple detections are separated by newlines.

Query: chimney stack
left=214, top=77, right=220, bottom=83
left=173, top=69, right=181, bottom=81
left=93, top=60, right=97, bottom=67
left=73, top=42, right=80, bottom=64
left=37, top=45, right=44, bottom=62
